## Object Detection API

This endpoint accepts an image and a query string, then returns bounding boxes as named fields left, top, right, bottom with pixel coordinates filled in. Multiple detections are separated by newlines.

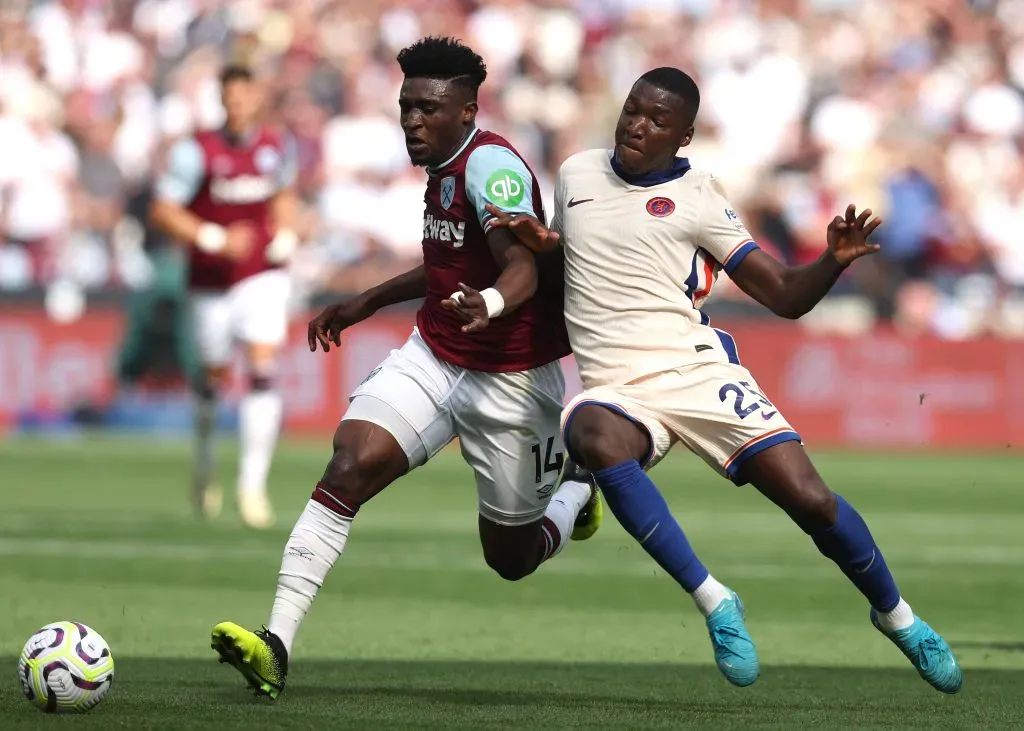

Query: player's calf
left=740, top=442, right=903, bottom=613
left=192, top=368, right=228, bottom=519
left=740, top=441, right=962, bottom=691
left=565, top=403, right=759, bottom=685
left=478, top=517, right=548, bottom=581
left=477, top=472, right=596, bottom=582
left=267, top=421, right=409, bottom=656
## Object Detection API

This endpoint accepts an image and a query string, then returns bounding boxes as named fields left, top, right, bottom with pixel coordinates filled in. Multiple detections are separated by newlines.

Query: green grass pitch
left=0, top=436, right=1022, bottom=729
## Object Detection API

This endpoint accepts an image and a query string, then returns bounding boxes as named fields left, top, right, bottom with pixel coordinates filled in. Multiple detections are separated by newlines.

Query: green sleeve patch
left=484, top=168, right=527, bottom=207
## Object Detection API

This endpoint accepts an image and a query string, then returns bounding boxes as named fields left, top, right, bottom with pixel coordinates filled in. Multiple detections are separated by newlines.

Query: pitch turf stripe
left=2, top=539, right=1022, bottom=583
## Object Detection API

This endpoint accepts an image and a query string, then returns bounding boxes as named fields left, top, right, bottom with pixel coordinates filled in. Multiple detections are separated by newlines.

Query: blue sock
left=594, top=460, right=709, bottom=593
left=811, top=494, right=900, bottom=612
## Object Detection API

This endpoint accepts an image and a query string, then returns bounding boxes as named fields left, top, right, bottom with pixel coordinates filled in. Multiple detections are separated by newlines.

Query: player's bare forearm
left=360, top=264, right=428, bottom=313
left=486, top=229, right=538, bottom=313
left=730, top=247, right=846, bottom=320
left=272, top=188, right=299, bottom=233
left=148, top=199, right=204, bottom=245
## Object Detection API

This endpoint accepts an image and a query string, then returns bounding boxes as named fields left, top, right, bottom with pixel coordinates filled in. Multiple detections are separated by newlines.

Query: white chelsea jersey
left=553, top=149, right=760, bottom=389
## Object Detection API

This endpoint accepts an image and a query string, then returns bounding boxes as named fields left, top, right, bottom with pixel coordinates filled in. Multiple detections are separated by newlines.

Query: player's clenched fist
left=827, top=204, right=882, bottom=267
left=484, top=203, right=561, bottom=253
left=307, top=297, right=374, bottom=352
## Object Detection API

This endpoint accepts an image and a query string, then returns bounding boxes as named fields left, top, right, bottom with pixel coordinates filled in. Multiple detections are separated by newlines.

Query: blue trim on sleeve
left=563, top=400, right=656, bottom=467
left=727, top=431, right=802, bottom=485
left=276, top=133, right=299, bottom=189
left=722, top=241, right=759, bottom=275
left=465, top=144, right=535, bottom=230
left=155, top=137, right=205, bottom=204
left=714, top=328, right=740, bottom=364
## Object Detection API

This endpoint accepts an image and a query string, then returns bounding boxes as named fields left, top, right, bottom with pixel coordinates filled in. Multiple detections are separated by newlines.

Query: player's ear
left=679, top=125, right=695, bottom=148
left=462, top=100, right=478, bottom=126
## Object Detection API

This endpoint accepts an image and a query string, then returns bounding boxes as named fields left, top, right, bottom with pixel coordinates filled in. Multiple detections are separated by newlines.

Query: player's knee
left=249, top=373, right=274, bottom=392
left=322, top=445, right=385, bottom=504
left=483, top=551, right=536, bottom=582
left=572, top=435, right=626, bottom=471
left=791, top=479, right=837, bottom=533
left=568, top=407, right=638, bottom=470
left=202, top=365, right=230, bottom=391
left=194, top=379, right=217, bottom=401
left=321, top=424, right=405, bottom=505
left=194, top=368, right=226, bottom=399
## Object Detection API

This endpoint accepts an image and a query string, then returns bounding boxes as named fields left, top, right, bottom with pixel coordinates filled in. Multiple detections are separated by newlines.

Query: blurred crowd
left=2, top=0, right=1024, bottom=338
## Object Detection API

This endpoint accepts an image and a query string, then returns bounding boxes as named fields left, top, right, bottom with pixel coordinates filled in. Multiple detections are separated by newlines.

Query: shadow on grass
left=954, top=641, right=1024, bottom=654
left=2, top=658, right=1021, bottom=730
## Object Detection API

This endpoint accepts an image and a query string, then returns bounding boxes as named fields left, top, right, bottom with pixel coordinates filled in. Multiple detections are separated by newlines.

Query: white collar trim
left=429, top=127, right=479, bottom=172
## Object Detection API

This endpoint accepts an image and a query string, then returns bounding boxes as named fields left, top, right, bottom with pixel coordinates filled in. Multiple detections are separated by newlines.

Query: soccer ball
left=18, top=621, right=114, bottom=713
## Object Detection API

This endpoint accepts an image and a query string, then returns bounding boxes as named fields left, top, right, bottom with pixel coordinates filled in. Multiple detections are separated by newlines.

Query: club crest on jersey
left=254, top=146, right=280, bottom=173
left=646, top=197, right=675, bottom=217
left=440, top=176, right=456, bottom=210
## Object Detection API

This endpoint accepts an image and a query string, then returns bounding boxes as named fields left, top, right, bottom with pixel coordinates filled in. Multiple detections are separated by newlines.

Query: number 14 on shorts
left=531, top=436, right=564, bottom=484
left=719, top=381, right=777, bottom=420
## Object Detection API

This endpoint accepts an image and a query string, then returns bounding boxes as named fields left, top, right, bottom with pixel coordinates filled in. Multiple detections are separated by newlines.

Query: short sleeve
left=464, top=144, right=536, bottom=233
left=697, top=176, right=759, bottom=274
left=154, top=137, right=205, bottom=205
left=275, top=133, right=299, bottom=189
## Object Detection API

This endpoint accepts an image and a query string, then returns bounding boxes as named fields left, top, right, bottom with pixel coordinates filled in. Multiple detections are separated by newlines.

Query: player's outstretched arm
left=728, top=204, right=881, bottom=320
left=308, top=265, right=427, bottom=352
left=441, top=229, right=539, bottom=333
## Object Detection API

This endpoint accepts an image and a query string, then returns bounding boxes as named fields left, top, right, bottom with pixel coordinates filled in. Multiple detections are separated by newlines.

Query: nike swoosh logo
left=567, top=198, right=593, bottom=208
left=855, top=549, right=876, bottom=574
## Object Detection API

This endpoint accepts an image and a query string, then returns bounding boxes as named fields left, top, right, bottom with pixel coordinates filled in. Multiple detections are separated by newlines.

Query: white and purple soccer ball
left=18, top=621, right=114, bottom=713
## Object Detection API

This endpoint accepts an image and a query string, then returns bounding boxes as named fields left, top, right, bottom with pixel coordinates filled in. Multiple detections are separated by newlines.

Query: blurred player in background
left=490, top=68, right=961, bottom=693
left=209, top=37, right=600, bottom=699
left=149, top=66, right=301, bottom=529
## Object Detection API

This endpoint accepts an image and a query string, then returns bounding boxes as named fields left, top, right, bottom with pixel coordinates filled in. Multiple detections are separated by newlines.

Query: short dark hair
left=640, top=67, right=700, bottom=120
left=220, top=65, right=255, bottom=86
left=397, top=36, right=487, bottom=96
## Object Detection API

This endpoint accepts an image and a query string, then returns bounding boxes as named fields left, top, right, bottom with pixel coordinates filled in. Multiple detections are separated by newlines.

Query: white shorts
left=190, top=270, right=292, bottom=366
left=562, top=359, right=801, bottom=485
left=343, top=328, right=566, bottom=526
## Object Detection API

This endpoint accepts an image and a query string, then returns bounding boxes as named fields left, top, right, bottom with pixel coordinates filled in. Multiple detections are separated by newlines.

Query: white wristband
left=195, top=223, right=227, bottom=254
left=447, top=287, right=506, bottom=318
left=480, top=287, right=505, bottom=318
left=266, top=229, right=299, bottom=263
